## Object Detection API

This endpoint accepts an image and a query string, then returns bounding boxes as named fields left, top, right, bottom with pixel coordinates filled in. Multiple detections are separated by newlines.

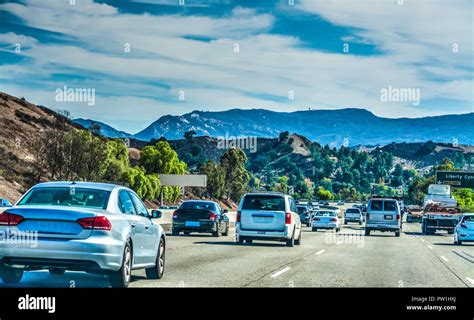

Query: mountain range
left=74, top=108, right=474, bottom=146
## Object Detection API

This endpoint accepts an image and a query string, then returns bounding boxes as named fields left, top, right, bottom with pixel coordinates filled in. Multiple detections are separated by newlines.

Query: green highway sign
left=436, top=171, right=474, bottom=189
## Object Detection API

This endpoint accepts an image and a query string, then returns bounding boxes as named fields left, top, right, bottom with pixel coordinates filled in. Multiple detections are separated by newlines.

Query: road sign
left=436, top=171, right=474, bottom=189
left=159, top=174, right=207, bottom=187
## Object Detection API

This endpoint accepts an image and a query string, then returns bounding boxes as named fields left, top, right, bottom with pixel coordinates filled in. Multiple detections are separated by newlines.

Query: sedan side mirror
left=149, top=209, right=162, bottom=219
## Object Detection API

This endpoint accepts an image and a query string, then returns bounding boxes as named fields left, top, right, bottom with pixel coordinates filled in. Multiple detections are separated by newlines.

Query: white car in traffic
left=344, top=208, right=363, bottom=225
left=236, top=193, right=302, bottom=247
left=311, top=210, right=340, bottom=232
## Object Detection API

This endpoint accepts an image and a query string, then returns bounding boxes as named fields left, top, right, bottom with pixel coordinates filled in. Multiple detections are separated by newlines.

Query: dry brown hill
left=0, top=92, right=82, bottom=202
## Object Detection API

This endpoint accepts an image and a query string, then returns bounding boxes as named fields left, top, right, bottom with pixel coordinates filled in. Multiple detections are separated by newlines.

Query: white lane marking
left=466, top=277, right=474, bottom=285
left=427, top=245, right=433, bottom=250
left=316, top=249, right=325, bottom=255
left=440, top=256, right=449, bottom=262
left=420, top=239, right=425, bottom=242
left=271, top=267, right=291, bottom=278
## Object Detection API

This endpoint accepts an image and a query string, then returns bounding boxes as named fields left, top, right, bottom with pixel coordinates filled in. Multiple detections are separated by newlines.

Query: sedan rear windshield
left=18, top=187, right=110, bottom=209
left=315, top=211, right=336, bottom=217
left=180, top=201, right=217, bottom=211
left=242, top=195, right=285, bottom=211
left=297, top=206, right=308, bottom=214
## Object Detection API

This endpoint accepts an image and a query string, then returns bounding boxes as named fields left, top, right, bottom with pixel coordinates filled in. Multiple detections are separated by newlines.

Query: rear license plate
left=384, top=215, right=393, bottom=220
left=185, top=221, right=200, bottom=227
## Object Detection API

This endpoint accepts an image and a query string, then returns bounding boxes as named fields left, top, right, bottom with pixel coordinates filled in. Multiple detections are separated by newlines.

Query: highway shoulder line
left=440, top=255, right=449, bottom=262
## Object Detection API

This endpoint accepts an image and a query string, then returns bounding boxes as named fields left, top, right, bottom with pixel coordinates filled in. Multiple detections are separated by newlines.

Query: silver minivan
left=365, top=198, right=402, bottom=237
left=236, top=193, right=301, bottom=247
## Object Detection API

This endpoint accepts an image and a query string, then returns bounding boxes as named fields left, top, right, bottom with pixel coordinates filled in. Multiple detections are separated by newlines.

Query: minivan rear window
left=242, top=195, right=285, bottom=211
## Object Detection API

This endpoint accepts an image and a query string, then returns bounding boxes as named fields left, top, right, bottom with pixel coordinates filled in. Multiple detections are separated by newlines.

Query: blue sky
left=0, top=0, right=472, bottom=134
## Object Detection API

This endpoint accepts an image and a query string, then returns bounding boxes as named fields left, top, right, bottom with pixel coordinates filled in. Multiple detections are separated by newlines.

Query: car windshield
left=242, top=195, right=285, bottom=211
left=18, top=187, right=110, bottom=209
left=297, top=206, right=307, bottom=214
left=316, top=211, right=336, bottom=217
left=463, top=216, right=474, bottom=222
left=346, top=209, right=359, bottom=213
left=180, top=202, right=216, bottom=211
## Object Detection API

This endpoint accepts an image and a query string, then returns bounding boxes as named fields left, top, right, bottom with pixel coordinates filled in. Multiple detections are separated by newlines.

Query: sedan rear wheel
left=146, top=237, right=165, bottom=279
left=0, top=265, right=23, bottom=284
left=109, top=242, right=132, bottom=288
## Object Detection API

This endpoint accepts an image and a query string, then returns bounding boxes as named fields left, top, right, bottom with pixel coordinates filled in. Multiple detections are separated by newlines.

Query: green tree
left=220, top=148, right=250, bottom=202
left=200, top=160, right=226, bottom=198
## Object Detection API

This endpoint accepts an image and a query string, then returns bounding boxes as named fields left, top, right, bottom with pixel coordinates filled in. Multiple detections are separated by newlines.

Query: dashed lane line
left=440, top=255, right=449, bottom=262
left=316, top=249, right=325, bottom=255
left=270, top=267, right=291, bottom=278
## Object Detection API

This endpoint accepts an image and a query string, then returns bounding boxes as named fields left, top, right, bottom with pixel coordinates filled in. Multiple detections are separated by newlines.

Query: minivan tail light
left=396, top=214, right=400, bottom=220
left=236, top=211, right=241, bottom=223
left=285, top=212, right=291, bottom=224
left=77, top=216, right=112, bottom=231
left=209, top=211, right=216, bottom=221
left=366, top=213, right=370, bottom=220
left=0, top=212, right=24, bottom=226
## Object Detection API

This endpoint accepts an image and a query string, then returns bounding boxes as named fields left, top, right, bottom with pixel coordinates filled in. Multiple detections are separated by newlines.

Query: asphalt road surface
left=1, top=206, right=472, bottom=288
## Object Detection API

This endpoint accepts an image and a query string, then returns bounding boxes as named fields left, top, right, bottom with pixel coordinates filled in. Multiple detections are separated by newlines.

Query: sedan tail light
left=330, top=218, right=337, bottom=222
left=313, top=217, right=320, bottom=221
left=209, top=211, right=216, bottom=221
left=236, top=211, right=241, bottom=223
left=172, top=210, right=178, bottom=219
left=0, top=212, right=24, bottom=226
left=285, top=212, right=291, bottom=224
left=77, top=216, right=112, bottom=231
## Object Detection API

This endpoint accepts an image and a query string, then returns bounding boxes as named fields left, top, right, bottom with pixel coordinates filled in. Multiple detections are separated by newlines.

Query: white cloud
left=0, top=0, right=472, bottom=134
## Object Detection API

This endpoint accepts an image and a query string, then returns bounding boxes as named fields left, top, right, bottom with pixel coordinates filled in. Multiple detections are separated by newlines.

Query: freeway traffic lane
left=3, top=219, right=472, bottom=288
left=403, top=222, right=474, bottom=287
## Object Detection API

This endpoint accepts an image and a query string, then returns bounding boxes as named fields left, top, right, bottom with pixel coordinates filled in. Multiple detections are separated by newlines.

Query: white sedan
left=454, top=213, right=474, bottom=245
left=311, top=210, right=340, bottom=232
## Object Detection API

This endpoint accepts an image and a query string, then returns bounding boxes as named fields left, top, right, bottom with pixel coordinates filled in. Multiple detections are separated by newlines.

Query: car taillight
left=313, top=217, right=320, bottom=221
left=396, top=214, right=400, bottom=220
left=0, top=212, right=24, bottom=226
left=77, top=216, right=112, bottom=231
left=285, top=212, right=291, bottom=224
left=236, top=211, right=241, bottom=223
left=366, top=213, right=369, bottom=220
left=209, top=211, right=216, bottom=221
left=331, top=218, right=337, bottom=222
left=172, top=210, right=178, bottom=219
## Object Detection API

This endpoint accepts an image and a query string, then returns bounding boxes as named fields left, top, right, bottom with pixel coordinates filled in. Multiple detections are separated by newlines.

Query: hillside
left=0, top=92, right=82, bottom=201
